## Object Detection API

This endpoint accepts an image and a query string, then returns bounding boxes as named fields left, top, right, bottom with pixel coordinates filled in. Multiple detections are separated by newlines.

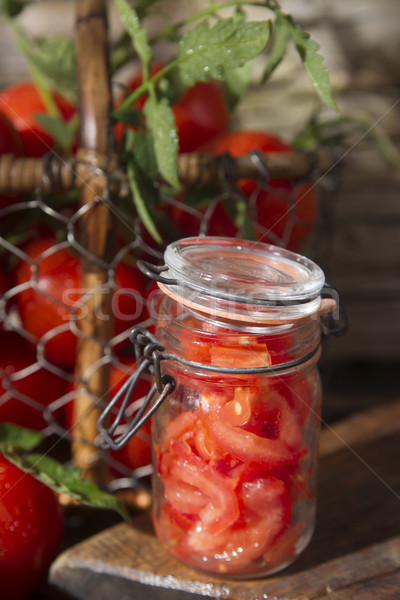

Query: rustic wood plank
left=49, top=400, right=400, bottom=599
left=319, top=398, right=400, bottom=455
left=323, top=569, right=400, bottom=600
left=49, top=526, right=400, bottom=600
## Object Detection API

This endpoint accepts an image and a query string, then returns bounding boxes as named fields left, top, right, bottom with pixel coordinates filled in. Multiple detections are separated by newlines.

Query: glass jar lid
left=158, top=237, right=325, bottom=324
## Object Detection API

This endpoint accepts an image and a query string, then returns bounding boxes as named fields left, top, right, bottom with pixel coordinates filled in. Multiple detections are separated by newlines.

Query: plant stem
left=118, top=57, right=184, bottom=111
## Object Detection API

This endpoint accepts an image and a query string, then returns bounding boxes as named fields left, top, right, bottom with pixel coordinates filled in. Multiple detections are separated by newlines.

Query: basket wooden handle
left=0, top=149, right=337, bottom=197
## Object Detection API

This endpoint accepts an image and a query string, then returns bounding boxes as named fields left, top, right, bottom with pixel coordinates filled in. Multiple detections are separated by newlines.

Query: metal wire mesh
left=0, top=149, right=337, bottom=504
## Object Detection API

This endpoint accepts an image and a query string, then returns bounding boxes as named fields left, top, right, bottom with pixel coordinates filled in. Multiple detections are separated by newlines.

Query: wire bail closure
left=97, top=328, right=175, bottom=451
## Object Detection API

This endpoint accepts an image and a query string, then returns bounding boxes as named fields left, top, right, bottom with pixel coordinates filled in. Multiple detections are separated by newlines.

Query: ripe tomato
left=161, top=192, right=239, bottom=241
left=201, top=130, right=318, bottom=251
left=0, top=330, right=67, bottom=429
left=0, top=110, right=23, bottom=210
left=15, top=237, right=146, bottom=369
left=173, top=80, right=230, bottom=152
left=0, top=264, right=10, bottom=296
left=0, top=81, right=77, bottom=157
left=0, top=454, right=63, bottom=600
left=116, top=65, right=229, bottom=152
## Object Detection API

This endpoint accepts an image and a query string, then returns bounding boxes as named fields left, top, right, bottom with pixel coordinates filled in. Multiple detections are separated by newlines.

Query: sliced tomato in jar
left=166, top=439, right=239, bottom=535
left=270, top=368, right=321, bottom=429
left=210, top=344, right=271, bottom=369
left=262, top=520, right=306, bottom=570
left=172, top=474, right=292, bottom=574
left=200, top=385, right=306, bottom=469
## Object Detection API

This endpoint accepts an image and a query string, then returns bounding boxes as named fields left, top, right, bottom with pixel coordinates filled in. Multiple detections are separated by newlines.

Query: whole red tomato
left=0, top=454, right=63, bottom=600
left=173, top=80, right=230, bottom=152
left=0, top=330, right=67, bottom=429
left=200, top=130, right=318, bottom=251
left=0, top=264, right=10, bottom=296
left=116, top=65, right=230, bottom=152
left=0, top=81, right=77, bottom=157
left=15, top=237, right=146, bottom=369
left=0, top=110, right=23, bottom=210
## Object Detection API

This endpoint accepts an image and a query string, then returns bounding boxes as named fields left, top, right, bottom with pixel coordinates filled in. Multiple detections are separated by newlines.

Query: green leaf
left=15, top=29, right=77, bottom=102
left=283, top=13, right=339, bottom=112
left=35, top=113, right=77, bottom=152
left=178, top=17, right=271, bottom=86
left=0, top=0, right=26, bottom=17
left=127, top=159, right=162, bottom=244
left=112, top=107, right=143, bottom=128
left=5, top=451, right=130, bottom=520
left=115, top=0, right=152, bottom=67
left=0, top=423, right=130, bottom=521
left=262, top=11, right=291, bottom=83
left=143, top=96, right=179, bottom=188
left=223, top=61, right=253, bottom=111
left=132, top=130, right=158, bottom=179
left=0, top=422, right=43, bottom=452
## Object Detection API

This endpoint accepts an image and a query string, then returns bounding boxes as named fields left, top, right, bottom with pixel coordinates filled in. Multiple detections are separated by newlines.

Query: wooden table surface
left=49, top=400, right=400, bottom=600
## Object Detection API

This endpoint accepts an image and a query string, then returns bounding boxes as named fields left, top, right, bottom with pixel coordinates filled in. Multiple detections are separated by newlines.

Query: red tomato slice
left=200, top=386, right=305, bottom=469
left=159, top=409, right=198, bottom=453
left=210, top=344, right=271, bottom=369
left=262, top=519, right=306, bottom=570
left=167, top=439, right=239, bottom=535
left=270, top=369, right=321, bottom=429
left=181, top=475, right=292, bottom=574
left=164, top=478, right=208, bottom=515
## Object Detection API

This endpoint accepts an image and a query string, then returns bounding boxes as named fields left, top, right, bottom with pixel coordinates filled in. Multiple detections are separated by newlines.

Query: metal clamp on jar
left=98, top=236, right=346, bottom=578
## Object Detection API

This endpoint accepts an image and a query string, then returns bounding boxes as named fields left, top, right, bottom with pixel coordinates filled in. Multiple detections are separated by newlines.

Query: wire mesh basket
left=0, top=0, right=339, bottom=510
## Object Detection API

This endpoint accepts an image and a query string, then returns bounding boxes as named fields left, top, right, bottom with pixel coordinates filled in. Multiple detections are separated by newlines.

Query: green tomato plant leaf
left=14, top=27, right=77, bottom=102
left=10, top=452, right=130, bottom=520
left=35, top=113, right=78, bottom=153
left=0, top=423, right=130, bottom=521
left=113, top=107, right=143, bottom=128
left=115, top=0, right=152, bottom=68
left=0, top=0, right=27, bottom=18
left=0, top=422, right=43, bottom=452
left=262, top=11, right=291, bottom=82
left=178, top=17, right=271, bottom=86
left=281, top=12, right=339, bottom=112
left=131, top=130, right=159, bottom=179
left=127, top=158, right=162, bottom=243
left=143, top=96, right=179, bottom=188
left=223, top=61, right=253, bottom=111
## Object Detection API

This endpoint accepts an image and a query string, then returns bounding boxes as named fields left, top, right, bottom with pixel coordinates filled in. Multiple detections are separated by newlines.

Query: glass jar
left=99, top=236, right=336, bottom=578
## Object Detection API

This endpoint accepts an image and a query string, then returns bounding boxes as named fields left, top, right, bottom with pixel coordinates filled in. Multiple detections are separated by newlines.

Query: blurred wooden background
left=0, top=0, right=399, bottom=419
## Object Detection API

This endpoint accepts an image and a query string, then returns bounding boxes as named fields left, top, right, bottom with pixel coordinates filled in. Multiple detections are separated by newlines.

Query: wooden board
left=49, top=399, right=400, bottom=599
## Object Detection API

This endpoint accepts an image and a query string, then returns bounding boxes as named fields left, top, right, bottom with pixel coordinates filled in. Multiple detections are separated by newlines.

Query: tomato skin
left=0, top=265, right=10, bottom=296
left=0, top=330, right=67, bottom=429
left=14, top=237, right=146, bottom=368
left=207, top=130, right=292, bottom=155
left=0, top=81, right=77, bottom=157
left=173, top=81, right=230, bottom=153
left=0, top=454, right=64, bottom=600
left=202, top=130, right=318, bottom=251
left=0, top=110, right=23, bottom=210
